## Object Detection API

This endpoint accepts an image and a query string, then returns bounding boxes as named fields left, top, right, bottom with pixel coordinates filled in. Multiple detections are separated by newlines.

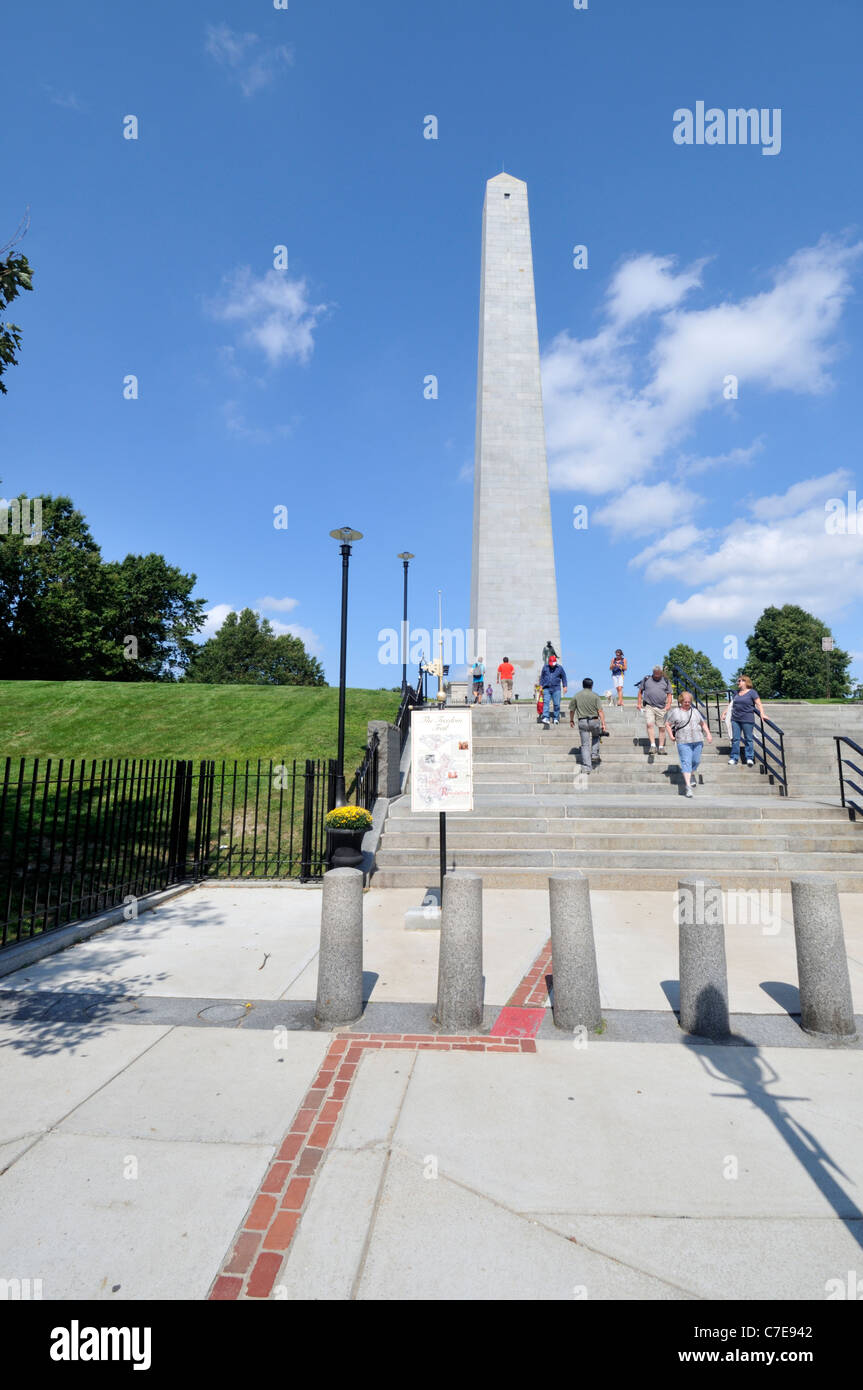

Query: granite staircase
left=371, top=700, right=863, bottom=891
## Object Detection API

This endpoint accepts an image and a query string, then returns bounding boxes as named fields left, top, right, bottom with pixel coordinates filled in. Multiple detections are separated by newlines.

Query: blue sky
left=3, top=0, right=863, bottom=692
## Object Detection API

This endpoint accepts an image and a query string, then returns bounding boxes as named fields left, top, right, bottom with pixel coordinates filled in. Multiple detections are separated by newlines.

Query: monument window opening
left=504, top=192, right=510, bottom=198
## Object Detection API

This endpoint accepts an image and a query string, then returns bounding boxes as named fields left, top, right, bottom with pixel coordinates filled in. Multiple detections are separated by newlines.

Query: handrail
left=752, top=713, right=789, bottom=796
left=670, top=665, right=734, bottom=732
left=395, top=669, right=424, bottom=753
left=834, top=734, right=863, bottom=822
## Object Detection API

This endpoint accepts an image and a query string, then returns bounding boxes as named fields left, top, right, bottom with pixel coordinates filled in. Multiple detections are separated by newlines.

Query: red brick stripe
left=208, top=1032, right=534, bottom=1300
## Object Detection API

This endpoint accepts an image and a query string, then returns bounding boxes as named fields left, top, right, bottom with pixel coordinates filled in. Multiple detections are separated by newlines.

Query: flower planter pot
left=327, top=828, right=365, bottom=869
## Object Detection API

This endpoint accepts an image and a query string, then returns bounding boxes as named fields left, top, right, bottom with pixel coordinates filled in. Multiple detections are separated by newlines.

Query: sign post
left=822, top=636, right=835, bottom=700
left=411, top=708, right=474, bottom=903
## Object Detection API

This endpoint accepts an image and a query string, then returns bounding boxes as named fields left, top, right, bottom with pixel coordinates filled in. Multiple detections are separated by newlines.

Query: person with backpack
left=635, top=665, right=673, bottom=754
left=609, top=649, right=627, bottom=707
left=667, top=690, right=713, bottom=797
left=471, top=658, right=485, bottom=704
left=539, top=652, right=568, bottom=727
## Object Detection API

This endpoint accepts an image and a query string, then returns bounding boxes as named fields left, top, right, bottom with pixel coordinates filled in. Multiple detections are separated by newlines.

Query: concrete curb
left=0, top=881, right=199, bottom=979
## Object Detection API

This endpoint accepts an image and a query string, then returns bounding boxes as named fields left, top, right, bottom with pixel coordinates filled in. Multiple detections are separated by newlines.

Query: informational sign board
left=822, top=638, right=835, bottom=652
left=410, top=708, right=474, bottom=813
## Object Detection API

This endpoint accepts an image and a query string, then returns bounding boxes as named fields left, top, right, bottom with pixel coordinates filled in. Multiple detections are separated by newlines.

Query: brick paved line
left=505, top=938, right=553, bottom=1009
left=208, top=1032, right=537, bottom=1301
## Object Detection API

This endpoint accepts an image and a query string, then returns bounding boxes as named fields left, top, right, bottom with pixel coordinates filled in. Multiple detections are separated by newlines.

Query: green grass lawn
left=0, top=682, right=401, bottom=766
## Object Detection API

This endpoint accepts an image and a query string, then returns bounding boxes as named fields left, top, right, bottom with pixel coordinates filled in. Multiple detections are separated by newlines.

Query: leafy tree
left=662, top=643, right=727, bottom=692
left=186, top=608, right=325, bottom=686
left=738, top=605, right=851, bottom=699
left=0, top=493, right=206, bottom=678
left=101, top=553, right=208, bottom=680
left=0, top=251, right=33, bottom=396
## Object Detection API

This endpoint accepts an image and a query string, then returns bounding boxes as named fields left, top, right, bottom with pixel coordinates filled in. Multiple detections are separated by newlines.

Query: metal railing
left=395, top=670, right=424, bottom=752
left=834, top=735, right=863, bottom=821
left=0, top=754, right=344, bottom=951
left=670, top=665, right=733, bottom=730
left=751, top=715, right=789, bottom=795
left=671, top=666, right=788, bottom=794
left=353, top=731, right=379, bottom=811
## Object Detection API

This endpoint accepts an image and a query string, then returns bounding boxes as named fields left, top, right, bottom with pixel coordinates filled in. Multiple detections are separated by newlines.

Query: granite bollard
left=315, top=867, right=364, bottom=1026
left=549, top=873, right=601, bottom=1032
left=677, top=877, right=730, bottom=1039
left=790, top=877, right=857, bottom=1038
left=436, top=872, right=483, bottom=1031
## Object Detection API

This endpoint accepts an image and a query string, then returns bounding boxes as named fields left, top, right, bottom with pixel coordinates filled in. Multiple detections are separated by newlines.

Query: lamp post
left=397, top=552, right=414, bottom=694
left=329, top=526, right=363, bottom=806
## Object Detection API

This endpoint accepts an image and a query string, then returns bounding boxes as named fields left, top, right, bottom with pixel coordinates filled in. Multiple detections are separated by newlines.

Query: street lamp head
left=397, top=551, right=415, bottom=562
left=330, top=527, right=363, bottom=543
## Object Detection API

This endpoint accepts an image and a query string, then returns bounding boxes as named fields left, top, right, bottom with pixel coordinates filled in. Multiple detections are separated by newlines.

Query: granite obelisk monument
left=470, top=173, right=560, bottom=699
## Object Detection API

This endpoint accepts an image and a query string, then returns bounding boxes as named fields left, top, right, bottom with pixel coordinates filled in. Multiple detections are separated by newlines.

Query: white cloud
left=593, top=481, right=703, bottom=538
left=198, top=603, right=321, bottom=656
left=630, top=524, right=712, bottom=567
left=208, top=268, right=328, bottom=367
left=269, top=620, right=322, bottom=655
left=542, top=236, right=863, bottom=496
left=44, top=85, right=84, bottom=111
left=458, top=460, right=473, bottom=484
left=255, top=596, right=300, bottom=613
left=633, top=472, right=863, bottom=629
left=199, top=604, right=233, bottom=638
left=678, top=437, right=765, bottom=477
left=749, top=468, right=850, bottom=521
left=221, top=401, right=293, bottom=443
left=606, top=253, right=708, bottom=325
left=204, top=23, right=293, bottom=97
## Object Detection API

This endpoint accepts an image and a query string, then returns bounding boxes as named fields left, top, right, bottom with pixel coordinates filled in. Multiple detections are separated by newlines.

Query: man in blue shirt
left=539, top=653, right=568, bottom=727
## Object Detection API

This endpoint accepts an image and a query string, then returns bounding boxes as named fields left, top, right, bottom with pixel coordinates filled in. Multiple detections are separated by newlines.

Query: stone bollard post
left=315, top=867, right=364, bottom=1026
left=549, top=873, right=601, bottom=1032
left=436, top=872, right=483, bottom=1031
left=790, top=877, right=857, bottom=1038
left=677, top=877, right=730, bottom=1039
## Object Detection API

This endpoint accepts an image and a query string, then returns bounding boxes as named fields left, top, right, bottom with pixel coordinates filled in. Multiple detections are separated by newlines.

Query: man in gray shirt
left=569, top=677, right=609, bottom=774
left=636, top=666, right=673, bottom=754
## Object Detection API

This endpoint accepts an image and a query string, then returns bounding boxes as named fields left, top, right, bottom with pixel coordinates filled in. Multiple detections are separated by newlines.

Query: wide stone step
left=371, top=865, right=863, bottom=891
left=384, top=812, right=858, bottom=836
left=471, top=781, right=794, bottom=797
left=379, top=832, right=859, bottom=853
left=374, top=847, right=861, bottom=871
left=387, top=798, right=850, bottom=820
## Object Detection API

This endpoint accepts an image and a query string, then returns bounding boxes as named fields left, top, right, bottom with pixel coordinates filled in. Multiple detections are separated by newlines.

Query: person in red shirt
left=497, top=656, right=515, bottom=704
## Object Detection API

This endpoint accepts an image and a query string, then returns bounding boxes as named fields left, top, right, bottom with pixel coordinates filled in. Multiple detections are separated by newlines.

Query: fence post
left=167, top=760, right=192, bottom=882
left=677, top=876, right=730, bottom=1039
left=299, top=759, right=316, bottom=882
left=315, top=867, right=364, bottom=1025
left=192, top=761, right=215, bottom=879
left=790, top=877, right=857, bottom=1039
left=548, top=873, right=602, bottom=1032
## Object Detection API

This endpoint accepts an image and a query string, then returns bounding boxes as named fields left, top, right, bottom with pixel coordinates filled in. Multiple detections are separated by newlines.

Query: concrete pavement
left=1, top=881, right=861, bottom=1300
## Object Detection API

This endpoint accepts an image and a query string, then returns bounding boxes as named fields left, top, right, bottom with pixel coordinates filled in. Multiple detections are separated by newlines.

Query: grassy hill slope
left=0, top=682, right=401, bottom=765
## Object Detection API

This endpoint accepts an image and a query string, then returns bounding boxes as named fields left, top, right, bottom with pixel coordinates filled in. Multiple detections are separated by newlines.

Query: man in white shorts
left=636, top=666, right=673, bottom=754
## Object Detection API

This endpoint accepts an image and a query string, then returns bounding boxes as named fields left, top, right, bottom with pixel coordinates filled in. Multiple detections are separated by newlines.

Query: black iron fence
left=0, top=746, right=381, bottom=951
left=834, top=735, right=863, bottom=821
left=353, top=732, right=379, bottom=812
